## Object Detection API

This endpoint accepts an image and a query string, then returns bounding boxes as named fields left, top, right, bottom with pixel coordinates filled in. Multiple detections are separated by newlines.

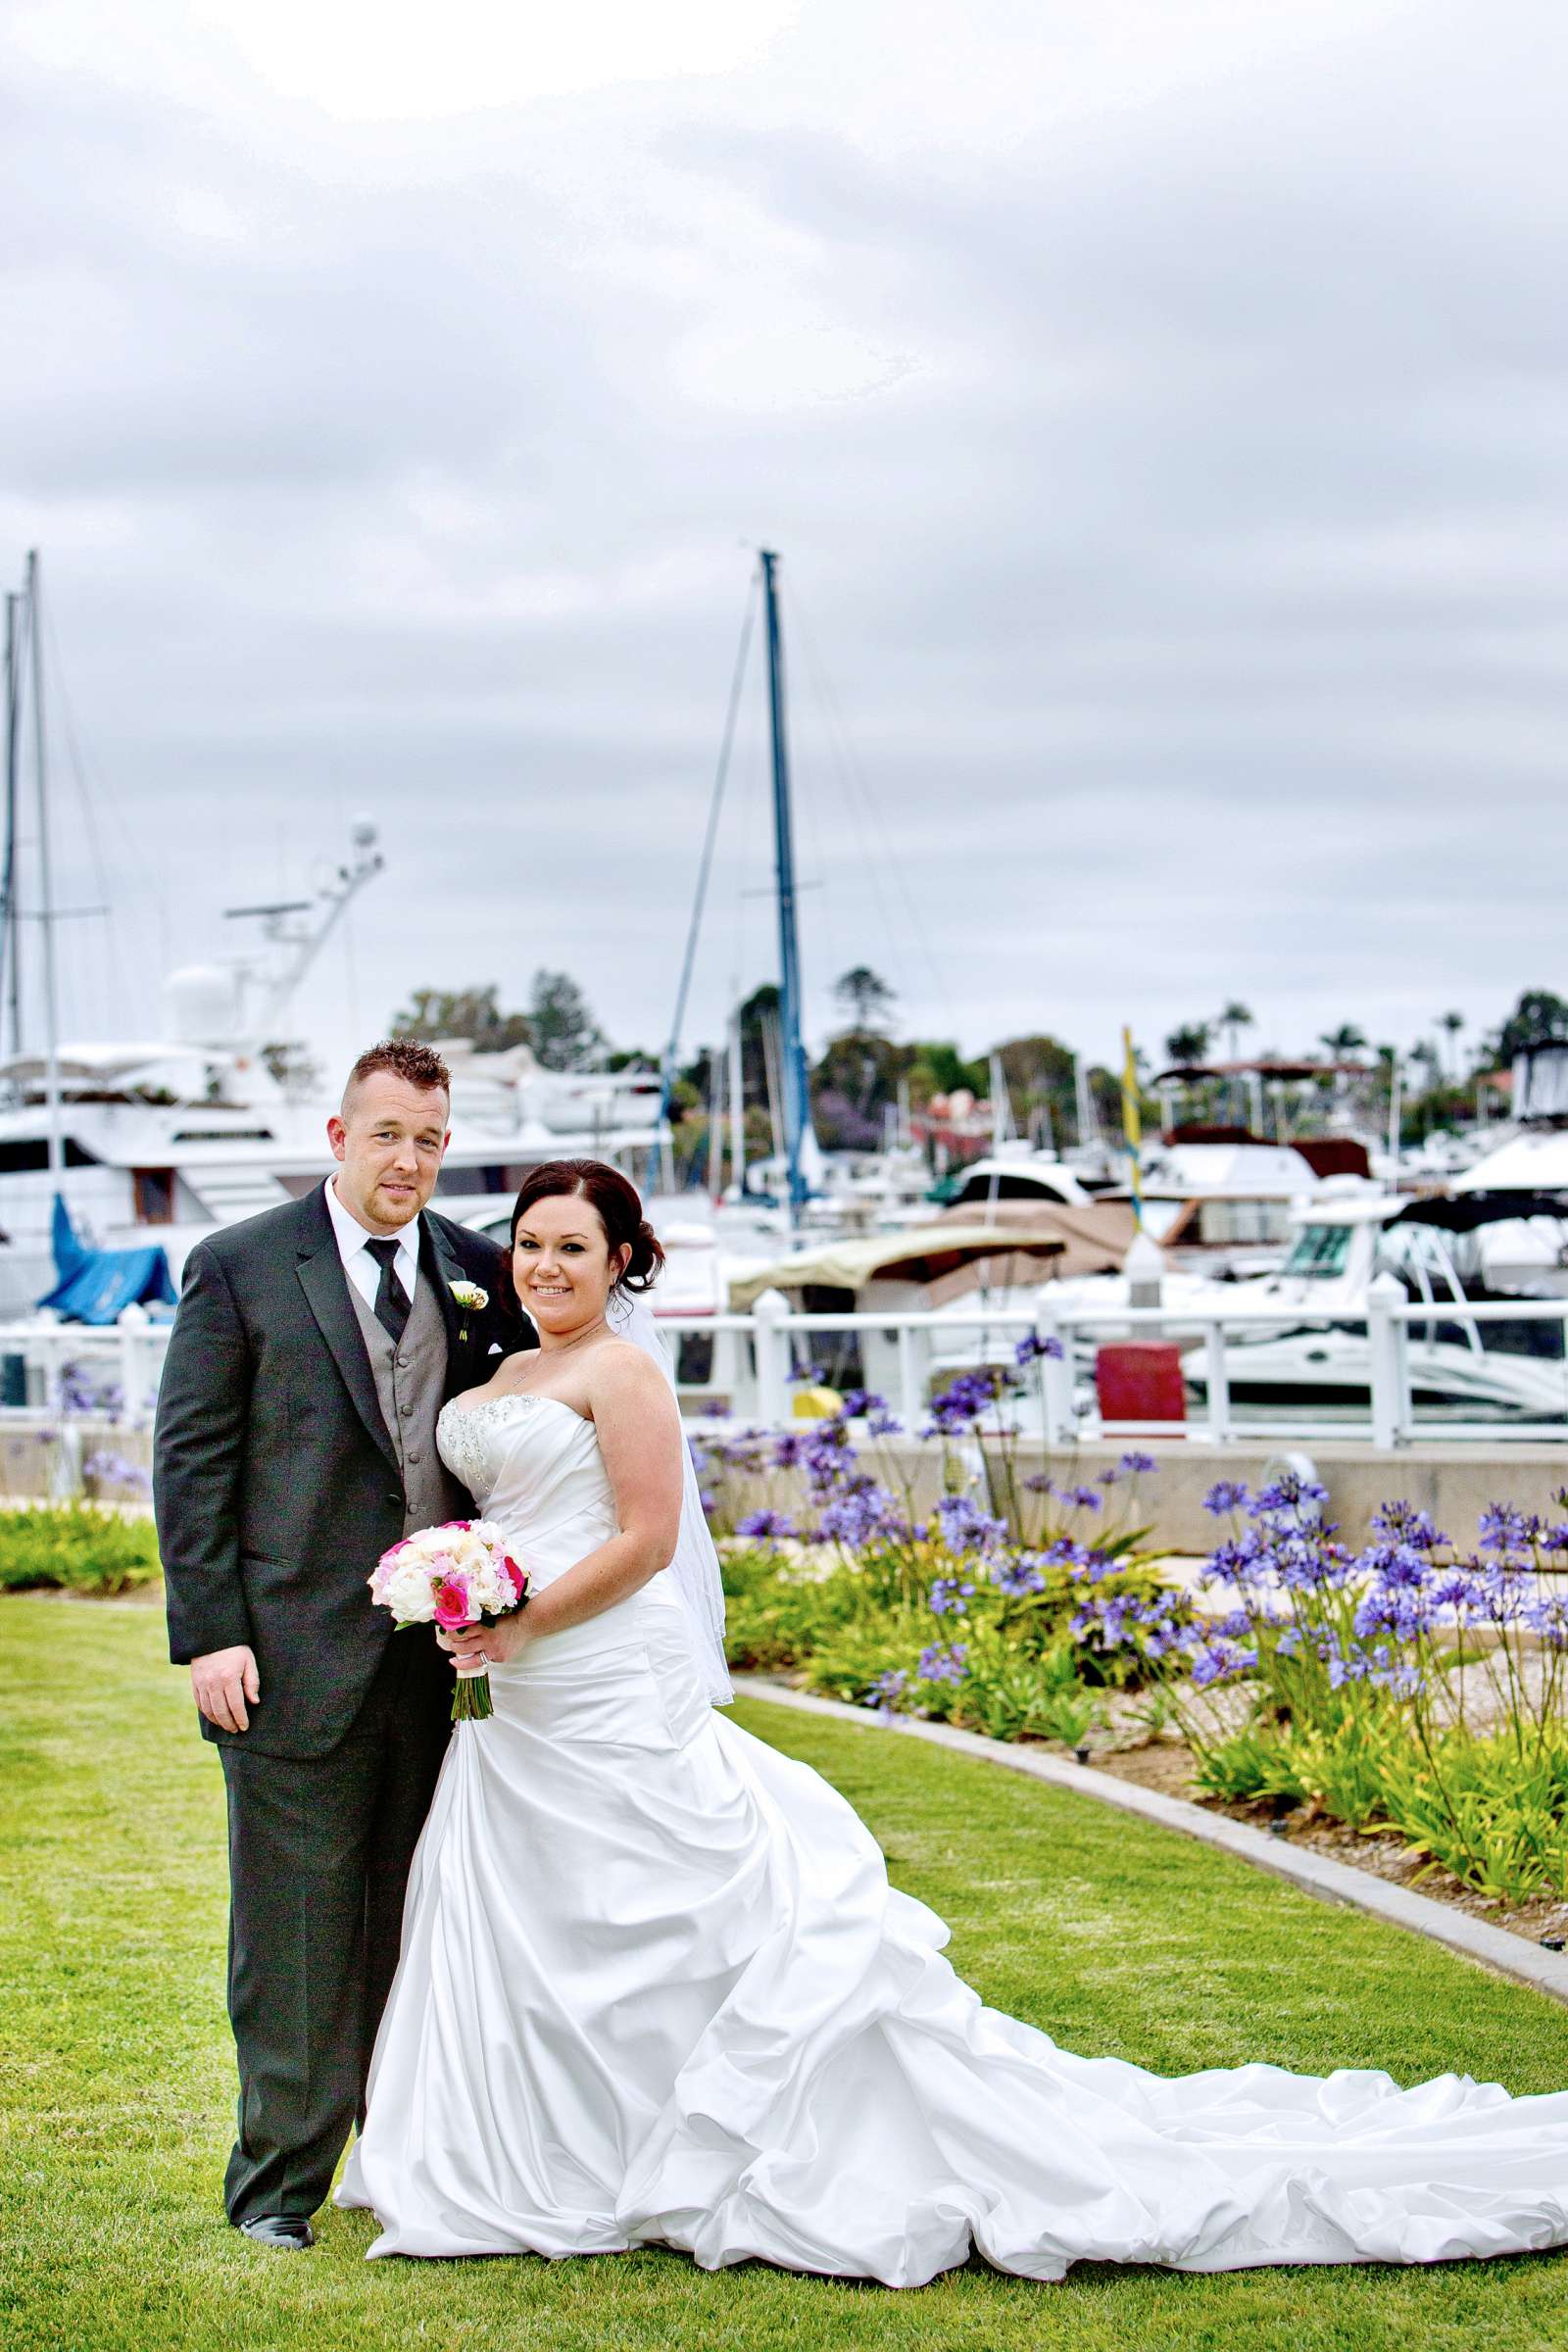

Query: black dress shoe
left=238, top=2215, right=316, bottom=2250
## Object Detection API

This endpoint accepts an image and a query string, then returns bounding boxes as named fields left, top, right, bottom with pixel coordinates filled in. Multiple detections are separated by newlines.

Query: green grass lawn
left=4, top=1594, right=1568, bottom=2352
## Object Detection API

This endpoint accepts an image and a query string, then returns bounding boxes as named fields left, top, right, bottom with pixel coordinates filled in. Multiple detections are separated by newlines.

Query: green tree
left=1489, top=990, right=1568, bottom=1066
left=906, top=1041, right=988, bottom=1103
left=831, top=965, right=898, bottom=1033
left=1319, top=1024, right=1368, bottom=1061
left=810, top=1031, right=912, bottom=1138
left=260, top=1039, right=322, bottom=1097
left=990, top=1034, right=1079, bottom=1143
left=1162, top=1022, right=1212, bottom=1067
left=391, top=985, right=532, bottom=1050
left=993, top=1034, right=1077, bottom=1098
left=527, top=970, right=604, bottom=1071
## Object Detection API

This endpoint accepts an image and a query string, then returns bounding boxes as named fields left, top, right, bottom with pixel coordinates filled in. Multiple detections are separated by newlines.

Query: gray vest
left=348, top=1268, right=465, bottom=1534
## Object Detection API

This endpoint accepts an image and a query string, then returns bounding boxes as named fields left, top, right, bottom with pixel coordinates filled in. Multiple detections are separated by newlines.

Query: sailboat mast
left=26, top=553, right=63, bottom=1175
left=760, top=550, right=809, bottom=1223
left=728, top=998, right=745, bottom=1201
left=1, top=590, right=21, bottom=1059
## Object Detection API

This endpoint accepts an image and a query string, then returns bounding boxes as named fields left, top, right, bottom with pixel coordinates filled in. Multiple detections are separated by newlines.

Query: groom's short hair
left=342, top=1039, right=451, bottom=1114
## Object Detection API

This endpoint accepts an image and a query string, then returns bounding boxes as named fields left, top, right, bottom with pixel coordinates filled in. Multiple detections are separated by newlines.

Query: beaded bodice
left=435, top=1393, right=614, bottom=1583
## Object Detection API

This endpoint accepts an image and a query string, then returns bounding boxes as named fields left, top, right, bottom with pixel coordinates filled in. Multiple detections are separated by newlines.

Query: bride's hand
left=439, top=1613, right=531, bottom=1670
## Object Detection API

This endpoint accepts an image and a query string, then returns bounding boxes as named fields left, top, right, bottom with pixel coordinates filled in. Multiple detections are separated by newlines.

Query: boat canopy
left=1391, top=1191, right=1568, bottom=1233
left=36, top=1194, right=176, bottom=1325
left=724, top=1216, right=1118, bottom=1309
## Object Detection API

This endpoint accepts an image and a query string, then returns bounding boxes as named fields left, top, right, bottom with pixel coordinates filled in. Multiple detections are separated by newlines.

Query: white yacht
left=0, top=827, right=668, bottom=1319
left=1183, top=1193, right=1568, bottom=1421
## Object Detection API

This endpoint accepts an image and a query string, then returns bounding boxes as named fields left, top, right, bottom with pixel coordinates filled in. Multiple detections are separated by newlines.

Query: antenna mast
left=1, top=590, right=21, bottom=1059
left=27, top=554, right=63, bottom=1173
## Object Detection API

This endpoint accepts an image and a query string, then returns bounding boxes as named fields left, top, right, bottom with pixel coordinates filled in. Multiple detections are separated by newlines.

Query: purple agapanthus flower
left=995, top=1553, right=1049, bottom=1597
left=736, top=1509, right=800, bottom=1544
left=1368, top=1499, right=1446, bottom=1551
left=1203, top=1479, right=1250, bottom=1517
left=866, top=1667, right=908, bottom=1717
left=917, top=1642, right=968, bottom=1684
left=933, top=1492, right=1007, bottom=1557
left=1190, top=1639, right=1257, bottom=1689
left=83, top=1449, right=152, bottom=1494
left=818, top=1483, right=904, bottom=1546
left=1014, top=1331, right=1065, bottom=1366
left=1479, top=1502, right=1532, bottom=1555
left=928, top=1576, right=976, bottom=1617
left=1118, top=1450, right=1159, bottom=1475
left=1253, top=1471, right=1330, bottom=1519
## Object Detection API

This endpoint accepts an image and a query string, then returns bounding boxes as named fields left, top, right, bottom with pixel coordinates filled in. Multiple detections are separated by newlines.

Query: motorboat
left=1182, top=1193, right=1568, bottom=1421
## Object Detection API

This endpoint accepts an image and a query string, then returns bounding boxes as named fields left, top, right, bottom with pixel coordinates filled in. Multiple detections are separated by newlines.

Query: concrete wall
left=0, top=1419, right=153, bottom=1504
left=702, top=1428, right=1568, bottom=1554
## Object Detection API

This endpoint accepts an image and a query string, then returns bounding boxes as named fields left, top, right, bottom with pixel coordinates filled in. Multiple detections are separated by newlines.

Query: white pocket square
left=488, top=1343, right=503, bottom=1355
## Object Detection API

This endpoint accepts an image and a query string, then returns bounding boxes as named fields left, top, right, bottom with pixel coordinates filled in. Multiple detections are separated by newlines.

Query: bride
left=338, top=1157, right=1568, bottom=2284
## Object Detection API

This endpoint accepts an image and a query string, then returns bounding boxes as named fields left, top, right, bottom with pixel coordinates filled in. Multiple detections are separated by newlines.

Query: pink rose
left=502, top=1555, right=527, bottom=1604
left=432, top=1575, right=472, bottom=1631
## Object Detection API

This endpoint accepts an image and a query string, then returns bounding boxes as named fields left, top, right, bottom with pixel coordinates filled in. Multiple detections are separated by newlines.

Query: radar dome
left=164, top=963, right=243, bottom=1048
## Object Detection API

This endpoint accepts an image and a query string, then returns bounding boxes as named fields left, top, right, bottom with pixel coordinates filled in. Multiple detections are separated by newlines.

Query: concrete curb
left=730, top=1675, right=1568, bottom=2008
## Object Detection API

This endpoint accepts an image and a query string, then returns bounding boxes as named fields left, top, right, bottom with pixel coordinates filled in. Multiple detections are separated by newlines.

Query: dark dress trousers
left=154, top=1184, right=531, bottom=2225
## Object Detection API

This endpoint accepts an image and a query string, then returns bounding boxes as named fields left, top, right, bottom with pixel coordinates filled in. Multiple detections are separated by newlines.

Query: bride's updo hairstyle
left=508, top=1159, right=665, bottom=1298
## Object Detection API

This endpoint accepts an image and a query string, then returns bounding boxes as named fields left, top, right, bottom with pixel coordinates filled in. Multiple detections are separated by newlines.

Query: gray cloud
left=2, top=0, right=1565, bottom=1091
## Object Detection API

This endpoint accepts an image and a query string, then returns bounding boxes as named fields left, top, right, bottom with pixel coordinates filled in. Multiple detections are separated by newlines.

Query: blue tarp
left=36, top=1193, right=176, bottom=1325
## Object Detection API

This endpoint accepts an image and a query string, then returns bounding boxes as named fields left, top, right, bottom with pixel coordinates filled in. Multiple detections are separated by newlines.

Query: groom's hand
left=191, top=1644, right=261, bottom=1733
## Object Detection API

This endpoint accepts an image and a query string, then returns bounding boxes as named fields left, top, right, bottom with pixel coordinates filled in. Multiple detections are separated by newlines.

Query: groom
left=155, top=1038, right=529, bottom=2248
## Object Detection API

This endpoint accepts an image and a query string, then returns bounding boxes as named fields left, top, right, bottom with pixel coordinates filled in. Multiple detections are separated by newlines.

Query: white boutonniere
left=450, top=1280, right=489, bottom=1340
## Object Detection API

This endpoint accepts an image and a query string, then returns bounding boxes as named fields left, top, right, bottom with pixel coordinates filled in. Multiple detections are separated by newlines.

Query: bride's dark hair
left=507, top=1159, right=665, bottom=1297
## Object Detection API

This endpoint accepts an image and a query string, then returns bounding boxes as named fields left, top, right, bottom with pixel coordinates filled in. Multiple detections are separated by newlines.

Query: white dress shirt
left=325, top=1175, right=421, bottom=1312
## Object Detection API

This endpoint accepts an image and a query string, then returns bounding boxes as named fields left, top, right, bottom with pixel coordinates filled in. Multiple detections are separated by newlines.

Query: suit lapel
left=420, top=1212, right=469, bottom=1399
left=295, top=1187, right=401, bottom=1475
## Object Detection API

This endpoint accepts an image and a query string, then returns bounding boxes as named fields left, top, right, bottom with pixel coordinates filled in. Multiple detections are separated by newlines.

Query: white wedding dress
left=337, top=1394, right=1568, bottom=2284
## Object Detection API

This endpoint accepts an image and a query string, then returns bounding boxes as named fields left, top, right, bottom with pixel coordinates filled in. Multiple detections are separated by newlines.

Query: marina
left=2, top=547, right=1567, bottom=1468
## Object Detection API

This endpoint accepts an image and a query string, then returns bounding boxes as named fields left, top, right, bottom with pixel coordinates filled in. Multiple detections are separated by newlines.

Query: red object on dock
left=1095, top=1343, right=1186, bottom=1423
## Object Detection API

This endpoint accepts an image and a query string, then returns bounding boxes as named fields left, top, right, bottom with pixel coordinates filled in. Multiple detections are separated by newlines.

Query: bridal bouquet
left=369, top=1520, right=529, bottom=1722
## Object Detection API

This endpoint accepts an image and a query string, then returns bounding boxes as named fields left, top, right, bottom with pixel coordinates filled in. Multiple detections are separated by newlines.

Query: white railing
left=0, top=1303, right=168, bottom=1425
left=3, top=1278, right=1567, bottom=1453
left=670, top=1278, right=1568, bottom=1449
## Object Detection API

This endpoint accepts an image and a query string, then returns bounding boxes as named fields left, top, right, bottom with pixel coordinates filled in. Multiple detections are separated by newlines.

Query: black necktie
left=366, top=1237, right=412, bottom=1345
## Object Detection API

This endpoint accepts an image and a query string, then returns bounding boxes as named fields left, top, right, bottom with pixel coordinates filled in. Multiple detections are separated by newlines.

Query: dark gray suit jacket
left=155, top=1185, right=531, bottom=1759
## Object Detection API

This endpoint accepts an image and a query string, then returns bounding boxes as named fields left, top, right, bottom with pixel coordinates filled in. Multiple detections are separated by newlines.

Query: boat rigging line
left=782, top=574, right=955, bottom=1030
left=646, top=564, right=759, bottom=1190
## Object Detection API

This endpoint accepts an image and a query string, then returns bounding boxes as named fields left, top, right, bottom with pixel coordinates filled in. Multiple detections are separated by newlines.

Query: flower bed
left=700, top=1350, right=1568, bottom=1911
left=702, top=1356, right=1181, bottom=1750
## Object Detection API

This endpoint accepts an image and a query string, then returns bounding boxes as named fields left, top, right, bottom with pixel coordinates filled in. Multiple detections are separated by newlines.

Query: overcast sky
left=4, top=0, right=1565, bottom=1087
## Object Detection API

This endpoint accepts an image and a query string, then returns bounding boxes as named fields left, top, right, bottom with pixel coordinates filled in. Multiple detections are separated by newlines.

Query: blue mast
left=760, top=550, right=810, bottom=1224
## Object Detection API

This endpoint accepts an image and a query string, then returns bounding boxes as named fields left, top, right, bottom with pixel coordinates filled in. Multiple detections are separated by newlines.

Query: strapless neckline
left=439, top=1393, right=592, bottom=1434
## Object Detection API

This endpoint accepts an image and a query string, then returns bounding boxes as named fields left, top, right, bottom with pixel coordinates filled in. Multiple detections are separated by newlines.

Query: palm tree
left=1408, top=1039, right=1439, bottom=1081
left=1217, top=1001, right=1254, bottom=1062
left=1318, top=1023, right=1368, bottom=1064
left=1438, top=1008, right=1465, bottom=1082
